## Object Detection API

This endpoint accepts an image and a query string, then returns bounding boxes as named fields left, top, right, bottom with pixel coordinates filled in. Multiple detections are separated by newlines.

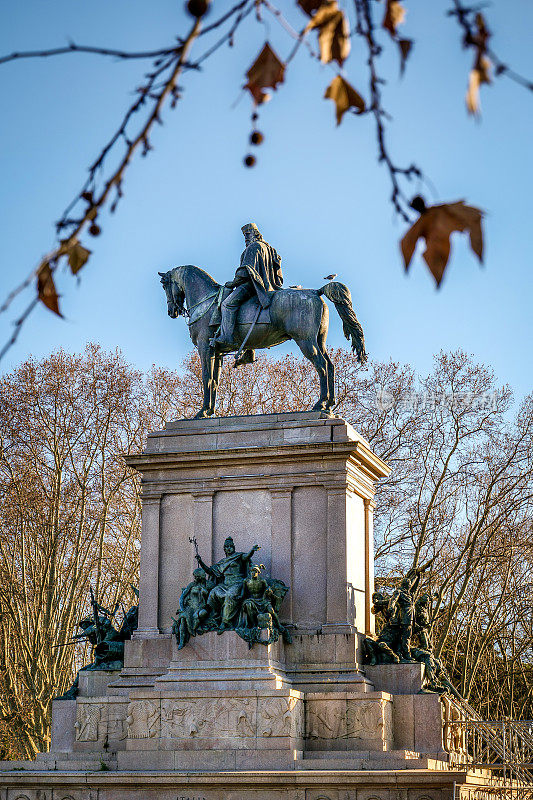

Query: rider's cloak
left=239, top=240, right=283, bottom=308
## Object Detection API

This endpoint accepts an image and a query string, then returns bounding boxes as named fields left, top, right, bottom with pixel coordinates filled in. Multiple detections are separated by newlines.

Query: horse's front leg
left=194, top=342, right=215, bottom=419
left=209, top=353, right=223, bottom=416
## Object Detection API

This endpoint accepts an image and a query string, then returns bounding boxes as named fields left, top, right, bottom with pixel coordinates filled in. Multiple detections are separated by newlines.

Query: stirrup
left=234, top=349, right=256, bottom=368
left=210, top=336, right=234, bottom=351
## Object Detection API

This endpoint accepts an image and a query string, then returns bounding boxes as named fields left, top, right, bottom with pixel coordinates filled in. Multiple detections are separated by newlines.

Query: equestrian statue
left=159, top=222, right=367, bottom=419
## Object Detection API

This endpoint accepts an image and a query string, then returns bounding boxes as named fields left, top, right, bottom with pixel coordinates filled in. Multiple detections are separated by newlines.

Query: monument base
left=0, top=413, right=500, bottom=797
left=0, top=765, right=494, bottom=800
left=16, top=645, right=451, bottom=777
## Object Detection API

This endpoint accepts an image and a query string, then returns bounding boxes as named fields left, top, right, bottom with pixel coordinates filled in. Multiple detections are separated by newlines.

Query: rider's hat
left=241, top=222, right=261, bottom=238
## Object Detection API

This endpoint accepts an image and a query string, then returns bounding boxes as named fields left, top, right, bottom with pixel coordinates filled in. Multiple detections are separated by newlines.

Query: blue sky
left=0, top=1, right=531, bottom=399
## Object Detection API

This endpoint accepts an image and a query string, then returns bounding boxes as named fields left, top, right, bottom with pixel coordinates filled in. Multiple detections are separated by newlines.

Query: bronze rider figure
left=210, top=222, right=283, bottom=350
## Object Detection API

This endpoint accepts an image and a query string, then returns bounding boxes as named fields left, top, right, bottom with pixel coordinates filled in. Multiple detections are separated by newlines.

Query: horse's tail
left=318, top=281, right=368, bottom=365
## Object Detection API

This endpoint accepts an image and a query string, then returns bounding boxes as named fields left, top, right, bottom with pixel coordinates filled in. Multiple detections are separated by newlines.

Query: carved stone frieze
left=126, top=699, right=161, bottom=739
left=75, top=699, right=128, bottom=743
left=218, top=697, right=257, bottom=738
left=307, top=701, right=343, bottom=740
left=137, top=693, right=306, bottom=743
left=345, top=699, right=392, bottom=741
left=75, top=702, right=102, bottom=742
left=161, top=699, right=212, bottom=739
left=257, top=695, right=301, bottom=738
left=160, top=697, right=257, bottom=739
left=106, top=701, right=127, bottom=741
left=306, top=695, right=392, bottom=745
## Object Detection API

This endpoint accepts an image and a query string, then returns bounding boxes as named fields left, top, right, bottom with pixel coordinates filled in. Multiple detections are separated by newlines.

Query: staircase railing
left=446, top=697, right=533, bottom=799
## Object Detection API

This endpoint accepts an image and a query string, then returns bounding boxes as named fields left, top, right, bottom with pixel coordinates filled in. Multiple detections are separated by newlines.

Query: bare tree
left=0, top=344, right=161, bottom=757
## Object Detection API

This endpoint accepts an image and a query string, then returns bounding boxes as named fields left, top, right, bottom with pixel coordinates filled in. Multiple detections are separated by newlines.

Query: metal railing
left=446, top=697, right=533, bottom=800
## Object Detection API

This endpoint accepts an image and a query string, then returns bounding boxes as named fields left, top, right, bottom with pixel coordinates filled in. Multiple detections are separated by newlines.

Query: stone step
left=297, top=756, right=449, bottom=771
left=0, top=760, right=34, bottom=771
left=53, top=759, right=118, bottom=772
left=303, top=749, right=422, bottom=760
left=30, top=751, right=118, bottom=772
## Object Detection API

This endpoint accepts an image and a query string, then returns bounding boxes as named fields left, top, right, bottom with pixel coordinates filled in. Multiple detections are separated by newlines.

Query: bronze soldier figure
left=414, top=592, right=432, bottom=652
left=238, top=563, right=291, bottom=646
left=173, top=568, right=212, bottom=650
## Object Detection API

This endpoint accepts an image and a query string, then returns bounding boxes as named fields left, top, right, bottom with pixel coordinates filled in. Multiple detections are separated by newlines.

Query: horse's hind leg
left=325, top=352, right=335, bottom=411
left=295, top=337, right=329, bottom=412
left=318, top=329, right=335, bottom=412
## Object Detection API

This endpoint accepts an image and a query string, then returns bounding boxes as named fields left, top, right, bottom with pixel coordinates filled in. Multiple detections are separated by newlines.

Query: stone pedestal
left=155, top=631, right=289, bottom=692
left=0, top=413, right=485, bottom=795
left=365, top=663, right=426, bottom=695
left=127, top=412, right=389, bottom=637
left=104, top=413, right=392, bottom=771
left=79, top=669, right=121, bottom=697
left=108, top=412, right=390, bottom=710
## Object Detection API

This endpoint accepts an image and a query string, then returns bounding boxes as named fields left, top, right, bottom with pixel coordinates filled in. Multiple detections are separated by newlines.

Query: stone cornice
left=126, top=439, right=390, bottom=483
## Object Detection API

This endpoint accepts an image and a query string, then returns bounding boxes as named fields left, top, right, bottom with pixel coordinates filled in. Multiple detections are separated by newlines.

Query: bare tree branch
left=448, top=0, right=533, bottom=92
left=0, top=0, right=531, bottom=359
left=354, top=0, right=423, bottom=222
left=0, top=0, right=255, bottom=361
left=0, top=43, right=178, bottom=66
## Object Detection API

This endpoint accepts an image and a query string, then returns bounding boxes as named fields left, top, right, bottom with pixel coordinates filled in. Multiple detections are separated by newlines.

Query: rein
left=185, top=288, right=222, bottom=327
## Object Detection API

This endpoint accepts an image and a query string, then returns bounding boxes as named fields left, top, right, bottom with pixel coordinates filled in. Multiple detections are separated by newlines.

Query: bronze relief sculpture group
left=55, top=548, right=461, bottom=699
left=173, top=536, right=292, bottom=649
left=364, top=560, right=461, bottom=698
left=56, top=587, right=139, bottom=700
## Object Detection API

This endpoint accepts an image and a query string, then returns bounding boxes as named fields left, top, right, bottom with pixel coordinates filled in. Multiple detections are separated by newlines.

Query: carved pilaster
left=364, top=498, right=376, bottom=634
left=135, top=494, right=161, bottom=637
left=192, top=490, right=214, bottom=572
left=271, top=487, right=293, bottom=620
left=326, top=486, right=349, bottom=624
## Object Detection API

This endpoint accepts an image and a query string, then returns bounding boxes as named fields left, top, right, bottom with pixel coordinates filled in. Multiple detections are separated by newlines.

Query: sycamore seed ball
left=186, top=0, right=209, bottom=18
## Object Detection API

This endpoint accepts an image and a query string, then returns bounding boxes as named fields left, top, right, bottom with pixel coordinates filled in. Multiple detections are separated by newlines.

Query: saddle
left=209, top=289, right=270, bottom=328
left=209, top=288, right=270, bottom=368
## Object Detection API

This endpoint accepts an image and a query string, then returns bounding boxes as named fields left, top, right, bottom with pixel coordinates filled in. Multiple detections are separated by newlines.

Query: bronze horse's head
left=158, top=270, right=186, bottom=319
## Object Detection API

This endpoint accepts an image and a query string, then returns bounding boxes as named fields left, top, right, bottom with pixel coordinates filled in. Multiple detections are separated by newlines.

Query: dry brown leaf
left=305, top=0, right=350, bottom=66
left=465, top=13, right=491, bottom=116
left=466, top=55, right=491, bottom=115
left=400, top=200, right=484, bottom=287
left=297, top=0, right=323, bottom=16
left=474, top=13, right=490, bottom=50
left=324, top=75, right=365, bottom=125
left=245, top=42, right=285, bottom=105
left=37, top=263, right=62, bottom=316
left=68, top=241, right=91, bottom=275
left=398, top=38, right=413, bottom=74
left=383, top=0, right=406, bottom=37
left=466, top=69, right=481, bottom=115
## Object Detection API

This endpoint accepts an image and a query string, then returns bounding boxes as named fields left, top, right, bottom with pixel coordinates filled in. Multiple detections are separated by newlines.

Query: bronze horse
left=159, top=265, right=367, bottom=418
